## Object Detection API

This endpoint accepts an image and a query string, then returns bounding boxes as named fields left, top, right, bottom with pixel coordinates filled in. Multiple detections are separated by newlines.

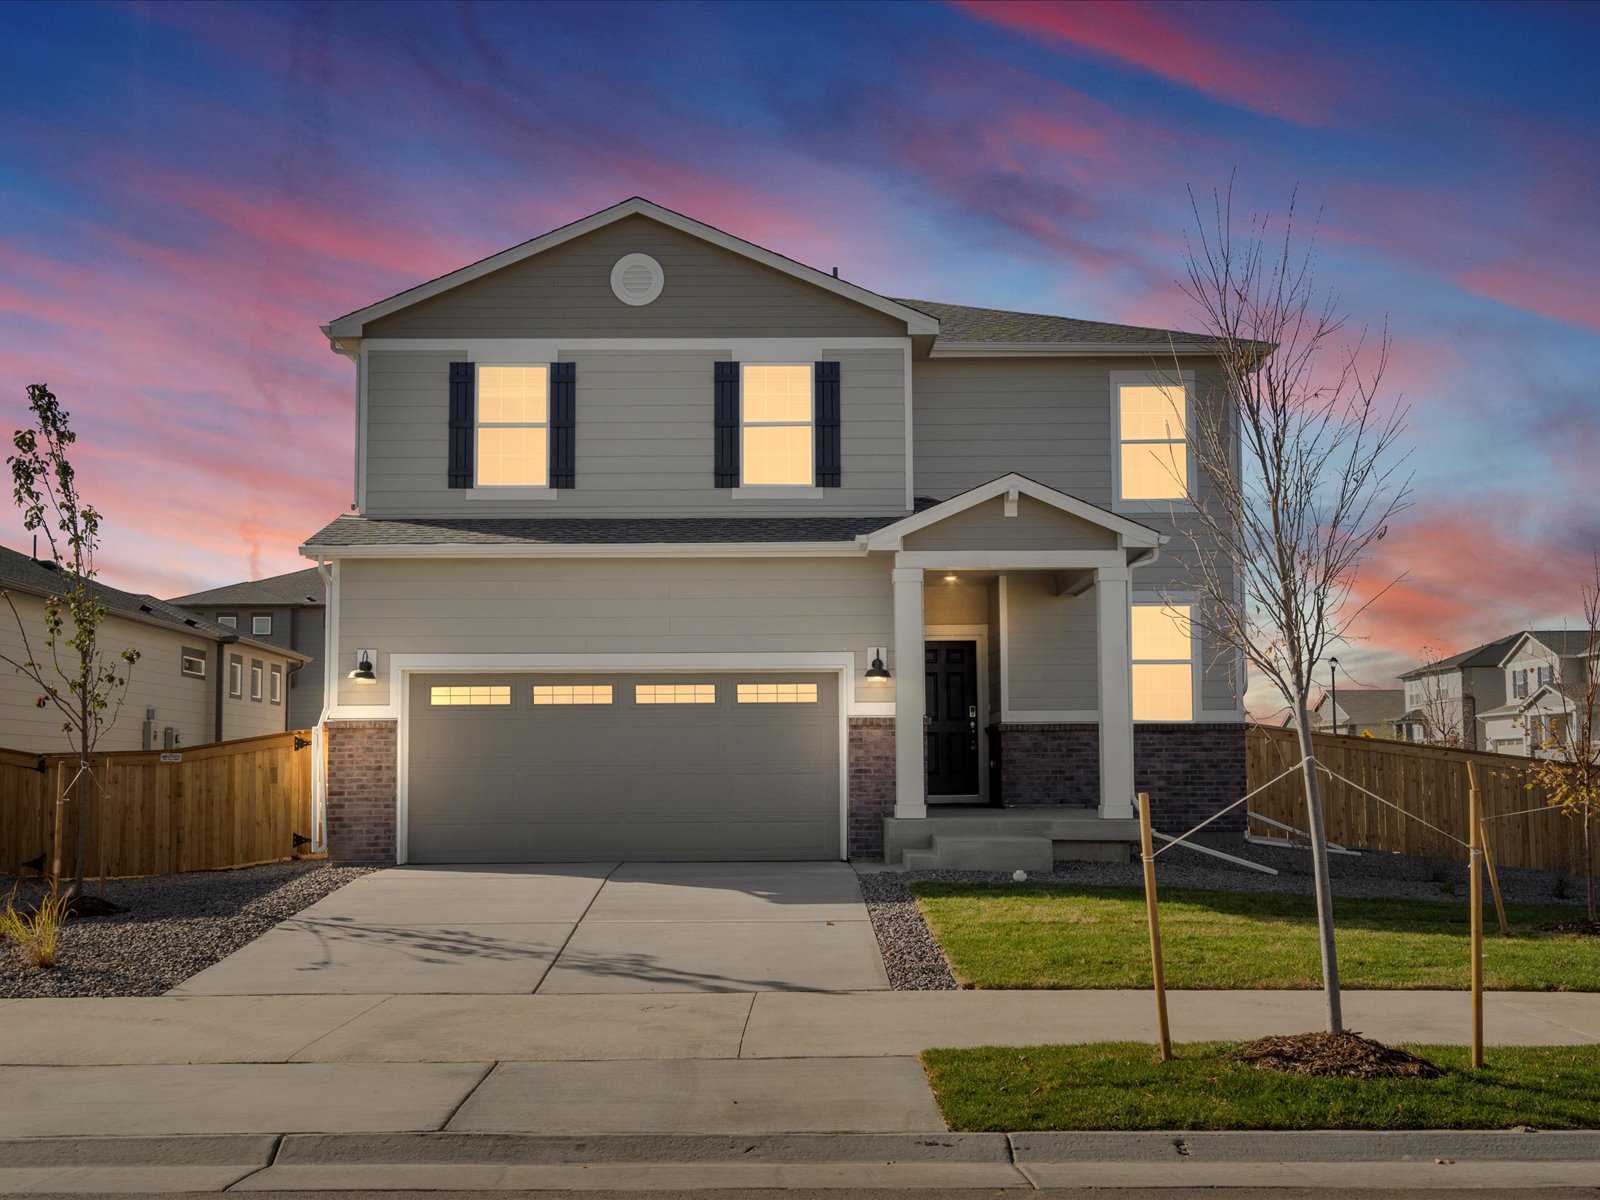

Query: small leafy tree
left=1526, top=555, right=1600, bottom=920
left=1166, top=186, right=1410, bottom=1033
left=1, top=384, right=140, bottom=892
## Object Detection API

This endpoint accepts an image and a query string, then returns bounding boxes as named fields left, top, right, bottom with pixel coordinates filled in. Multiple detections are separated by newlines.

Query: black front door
left=925, top=640, right=979, bottom=795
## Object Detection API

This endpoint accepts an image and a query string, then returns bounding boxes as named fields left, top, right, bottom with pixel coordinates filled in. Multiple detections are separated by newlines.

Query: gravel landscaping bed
left=0, top=861, right=378, bottom=998
left=857, top=839, right=1587, bottom=991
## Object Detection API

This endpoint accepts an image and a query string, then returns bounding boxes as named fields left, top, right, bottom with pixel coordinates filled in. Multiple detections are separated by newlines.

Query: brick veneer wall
left=847, top=717, right=896, bottom=859
left=993, top=722, right=1248, bottom=832
left=325, top=719, right=398, bottom=863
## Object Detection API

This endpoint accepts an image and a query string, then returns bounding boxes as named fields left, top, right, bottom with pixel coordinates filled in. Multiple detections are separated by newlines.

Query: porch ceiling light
left=943, top=573, right=959, bottom=583
left=864, top=655, right=891, bottom=681
left=348, top=653, right=377, bottom=685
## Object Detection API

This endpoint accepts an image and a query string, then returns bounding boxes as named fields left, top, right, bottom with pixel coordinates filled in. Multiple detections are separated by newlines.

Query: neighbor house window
left=1512, top=669, right=1529, bottom=699
left=635, top=683, right=717, bottom=704
left=736, top=682, right=819, bottom=704
left=252, top=614, right=272, bottom=636
left=249, top=660, right=264, bottom=702
left=1114, top=374, right=1189, bottom=502
left=1131, top=603, right=1194, bottom=721
left=217, top=614, right=237, bottom=629
left=476, top=364, right=549, bottom=487
left=532, top=685, right=613, bottom=705
left=741, top=364, right=812, bottom=485
left=180, top=647, right=206, bottom=679
left=228, top=655, right=243, bottom=699
left=430, top=685, right=512, bottom=706
left=269, top=664, right=282, bottom=705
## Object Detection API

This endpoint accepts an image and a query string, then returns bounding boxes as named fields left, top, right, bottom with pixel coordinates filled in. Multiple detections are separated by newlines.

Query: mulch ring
left=1229, top=1031, right=1443, bottom=1079
left=1537, top=916, right=1600, bottom=936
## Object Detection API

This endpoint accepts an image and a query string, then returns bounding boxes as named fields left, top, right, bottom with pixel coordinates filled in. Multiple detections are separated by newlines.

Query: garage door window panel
left=737, top=682, right=819, bottom=704
left=635, top=683, right=717, bottom=704
left=533, top=684, right=613, bottom=705
left=430, top=685, right=513, bottom=706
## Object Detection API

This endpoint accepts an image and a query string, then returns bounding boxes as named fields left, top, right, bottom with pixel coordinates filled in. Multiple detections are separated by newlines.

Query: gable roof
left=1399, top=634, right=1523, bottom=680
left=1499, top=629, right=1600, bottom=667
left=894, top=299, right=1217, bottom=355
left=1315, top=688, right=1405, bottom=725
left=169, top=567, right=325, bottom=608
left=0, top=544, right=304, bottom=660
left=860, top=473, right=1164, bottom=552
left=324, top=198, right=940, bottom=342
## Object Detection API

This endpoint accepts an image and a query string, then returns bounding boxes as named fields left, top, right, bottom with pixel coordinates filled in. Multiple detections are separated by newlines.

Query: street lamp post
left=1329, top=656, right=1340, bottom=736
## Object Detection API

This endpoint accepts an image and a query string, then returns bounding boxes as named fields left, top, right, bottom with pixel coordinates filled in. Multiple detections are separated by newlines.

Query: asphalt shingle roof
left=169, top=567, right=325, bottom=608
left=0, top=544, right=295, bottom=657
left=1400, top=634, right=1523, bottom=679
left=302, top=512, right=925, bottom=548
left=1318, top=688, right=1406, bottom=725
left=1523, top=630, right=1600, bottom=658
left=892, top=299, right=1214, bottom=346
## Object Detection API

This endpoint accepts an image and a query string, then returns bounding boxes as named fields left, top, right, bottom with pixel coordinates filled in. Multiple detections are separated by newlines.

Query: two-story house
left=1397, top=636, right=1517, bottom=749
left=1479, top=630, right=1599, bottom=757
left=1, top=544, right=304, bottom=752
left=170, top=568, right=326, bottom=730
left=301, top=198, right=1247, bottom=866
left=1305, top=689, right=1408, bottom=739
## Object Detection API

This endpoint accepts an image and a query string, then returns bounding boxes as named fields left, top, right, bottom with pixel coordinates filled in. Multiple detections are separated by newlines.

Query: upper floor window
left=477, top=365, right=549, bottom=487
left=252, top=614, right=272, bottom=636
left=217, top=614, right=237, bottom=629
left=180, top=647, right=206, bottom=679
left=228, top=655, right=243, bottom=699
left=1131, top=603, right=1195, bottom=721
left=269, top=664, right=283, bottom=705
left=250, top=660, right=264, bottom=702
left=1512, top=668, right=1530, bottom=699
left=741, top=364, right=812, bottom=486
left=1113, top=372, right=1190, bottom=504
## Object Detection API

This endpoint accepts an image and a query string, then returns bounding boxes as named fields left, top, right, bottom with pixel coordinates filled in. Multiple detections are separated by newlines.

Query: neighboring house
left=1398, top=635, right=1517, bottom=749
left=0, top=544, right=305, bottom=753
left=1307, top=688, right=1408, bottom=738
left=169, top=567, right=326, bottom=730
left=1479, top=630, right=1599, bottom=757
left=302, top=197, right=1250, bottom=866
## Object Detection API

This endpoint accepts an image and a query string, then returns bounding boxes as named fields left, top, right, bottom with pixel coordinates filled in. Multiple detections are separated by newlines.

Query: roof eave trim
left=859, top=472, right=1166, bottom=552
left=298, top=540, right=871, bottom=559
left=928, top=340, right=1220, bottom=358
left=323, top=198, right=940, bottom=340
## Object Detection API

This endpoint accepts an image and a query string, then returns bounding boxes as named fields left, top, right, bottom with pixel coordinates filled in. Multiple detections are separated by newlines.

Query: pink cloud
left=951, top=0, right=1339, bottom=125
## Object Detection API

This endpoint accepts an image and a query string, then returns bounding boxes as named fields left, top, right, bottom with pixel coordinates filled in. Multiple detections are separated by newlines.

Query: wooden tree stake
left=1137, top=791, right=1173, bottom=1062
left=1477, top=813, right=1509, bottom=937
left=50, top=761, right=66, bottom=890
left=1467, top=761, right=1485, bottom=1069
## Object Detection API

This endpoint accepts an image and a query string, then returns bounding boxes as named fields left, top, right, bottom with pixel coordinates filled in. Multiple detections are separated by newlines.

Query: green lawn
left=910, top=883, right=1600, bottom=990
left=923, top=1042, right=1600, bottom=1131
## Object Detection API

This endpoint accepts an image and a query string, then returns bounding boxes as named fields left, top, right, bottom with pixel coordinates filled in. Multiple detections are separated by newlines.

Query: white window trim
left=216, top=614, right=237, bottom=629
left=1131, top=599, right=1200, bottom=723
left=475, top=363, right=552, bottom=490
left=180, top=648, right=206, bottom=679
left=249, top=662, right=264, bottom=703
left=228, top=656, right=244, bottom=700
left=269, top=665, right=283, bottom=705
left=740, top=362, right=815, bottom=489
left=251, top=615, right=273, bottom=636
left=1110, top=368, right=1196, bottom=514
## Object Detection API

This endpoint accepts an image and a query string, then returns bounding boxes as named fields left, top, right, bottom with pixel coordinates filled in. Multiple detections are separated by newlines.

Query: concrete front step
left=903, top=834, right=1054, bottom=873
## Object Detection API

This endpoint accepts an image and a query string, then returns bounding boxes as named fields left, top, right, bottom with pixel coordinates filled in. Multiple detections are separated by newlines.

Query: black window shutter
left=714, top=361, right=740, bottom=487
left=814, top=361, right=841, bottom=487
left=550, top=361, right=576, bottom=489
left=448, top=362, right=475, bottom=488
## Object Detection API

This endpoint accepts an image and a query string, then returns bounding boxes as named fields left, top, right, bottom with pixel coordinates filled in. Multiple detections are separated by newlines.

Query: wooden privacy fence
left=1246, top=726, right=1597, bottom=876
left=1, top=729, right=317, bottom=879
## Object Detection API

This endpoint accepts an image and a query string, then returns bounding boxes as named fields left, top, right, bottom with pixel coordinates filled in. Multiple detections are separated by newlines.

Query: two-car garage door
left=406, top=673, right=840, bottom=862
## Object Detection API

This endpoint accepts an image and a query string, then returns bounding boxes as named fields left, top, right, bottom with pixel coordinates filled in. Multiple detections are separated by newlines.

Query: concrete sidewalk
left=0, top=989, right=1594, bottom=1068
left=4, top=1131, right=1600, bottom=1193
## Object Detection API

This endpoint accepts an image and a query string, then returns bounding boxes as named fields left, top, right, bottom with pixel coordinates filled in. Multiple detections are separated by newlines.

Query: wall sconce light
left=864, top=646, right=891, bottom=681
left=348, top=649, right=377, bottom=684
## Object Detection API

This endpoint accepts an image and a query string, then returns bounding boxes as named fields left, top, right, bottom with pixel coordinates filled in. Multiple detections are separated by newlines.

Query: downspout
left=310, top=556, right=333, bottom=854
left=213, top=633, right=239, bottom=743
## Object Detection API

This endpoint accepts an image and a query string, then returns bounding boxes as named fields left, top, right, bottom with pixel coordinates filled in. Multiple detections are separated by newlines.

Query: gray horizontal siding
left=1003, top=572, right=1098, bottom=712
left=363, top=348, right=906, bottom=519
left=364, top=215, right=905, bottom=339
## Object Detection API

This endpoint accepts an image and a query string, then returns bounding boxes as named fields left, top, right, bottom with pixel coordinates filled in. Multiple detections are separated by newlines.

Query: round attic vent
left=610, top=253, right=664, bottom=306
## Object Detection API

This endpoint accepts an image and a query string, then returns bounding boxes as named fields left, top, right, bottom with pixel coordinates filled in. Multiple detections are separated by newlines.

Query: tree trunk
left=1294, top=699, right=1344, bottom=1033
left=1586, top=811, right=1594, bottom=924
left=73, top=685, right=89, bottom=895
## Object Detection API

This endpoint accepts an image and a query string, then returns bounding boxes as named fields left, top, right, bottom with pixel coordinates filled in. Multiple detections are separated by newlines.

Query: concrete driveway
left=172, top=862, right=890, bottom=996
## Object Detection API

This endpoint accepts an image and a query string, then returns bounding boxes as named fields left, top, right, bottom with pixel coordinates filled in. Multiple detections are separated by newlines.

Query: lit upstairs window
left=1117, top=380, right=1188, bottom=501
left=741, top=364, right=813, bottom=485
left=477, top=365, right=549, bottom=486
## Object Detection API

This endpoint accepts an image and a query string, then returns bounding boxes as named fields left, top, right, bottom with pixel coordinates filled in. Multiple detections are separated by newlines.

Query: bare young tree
left=1164, top=187, right=1411, bottom=1033
left=1, top=385, right=140, bottom=893
left=1412, top=646, right=1468, bottom=748
left=1524, top=556, right=1600, bottom=921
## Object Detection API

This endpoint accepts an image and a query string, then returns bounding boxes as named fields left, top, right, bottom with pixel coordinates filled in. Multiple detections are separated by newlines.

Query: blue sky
left=1, top=0, right=1597, bottom=690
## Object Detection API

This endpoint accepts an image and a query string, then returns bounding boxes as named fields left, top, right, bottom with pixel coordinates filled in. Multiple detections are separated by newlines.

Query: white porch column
left=892, top=565, right=926, bottom=819
left=1095, top=565, right=1135, bottom=820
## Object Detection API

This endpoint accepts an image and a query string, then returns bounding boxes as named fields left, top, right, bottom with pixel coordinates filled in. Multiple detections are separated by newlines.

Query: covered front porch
left=861, top=475, right=1165, bottom=869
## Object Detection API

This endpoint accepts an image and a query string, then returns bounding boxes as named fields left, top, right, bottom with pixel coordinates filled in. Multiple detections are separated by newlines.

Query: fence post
left=1136, top=791, right=1173, bottom=1062
left=1467, top=761, right=1485, bottom=1069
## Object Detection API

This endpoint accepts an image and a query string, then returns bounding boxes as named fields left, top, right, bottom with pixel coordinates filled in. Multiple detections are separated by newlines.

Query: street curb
left=1009, top=1129, right=1600, bottom=1162
left=0, top=1134, right=278, bottom=1167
